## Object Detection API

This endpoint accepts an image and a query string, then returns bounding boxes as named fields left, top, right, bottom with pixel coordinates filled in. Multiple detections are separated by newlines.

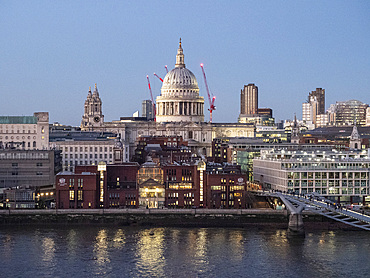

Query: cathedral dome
left=160, top=39, right=200, bottom=98
left=161, top=67, right=199, bottom=91
left=155, top=39, right=204, bottom=123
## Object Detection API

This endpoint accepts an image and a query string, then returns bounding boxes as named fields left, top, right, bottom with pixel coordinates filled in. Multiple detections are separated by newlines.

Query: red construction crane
left=153, top=72, right=163, bottom=82
left=200, top=63, right=216, bottom=123
left=146, top=75, right=156, bottom=121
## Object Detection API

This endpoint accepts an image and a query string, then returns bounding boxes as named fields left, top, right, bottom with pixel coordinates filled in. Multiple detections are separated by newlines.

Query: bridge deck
left=259, top=191, right=370, bottom=231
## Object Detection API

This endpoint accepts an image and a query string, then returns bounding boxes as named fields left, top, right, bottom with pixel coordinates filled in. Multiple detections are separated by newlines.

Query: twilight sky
left=1, top=1, right=370, bottom=125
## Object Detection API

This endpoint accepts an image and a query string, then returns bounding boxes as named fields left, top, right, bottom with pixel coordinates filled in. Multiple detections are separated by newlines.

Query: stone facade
left=0, top=112, right=49, bottom=150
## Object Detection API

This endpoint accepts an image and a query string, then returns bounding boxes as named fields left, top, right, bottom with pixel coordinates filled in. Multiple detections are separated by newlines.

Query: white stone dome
left=162, top=67, right=199, bottom=91
left=155, top=39, right=204, bottom=123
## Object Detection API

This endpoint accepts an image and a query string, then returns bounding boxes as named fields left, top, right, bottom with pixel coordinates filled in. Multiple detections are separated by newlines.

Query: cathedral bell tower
left=81, top=84, right=104, bottom=130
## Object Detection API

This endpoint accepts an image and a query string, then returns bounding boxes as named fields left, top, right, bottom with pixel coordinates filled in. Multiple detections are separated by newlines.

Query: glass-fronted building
left=253, top=149, right=370, bottom=204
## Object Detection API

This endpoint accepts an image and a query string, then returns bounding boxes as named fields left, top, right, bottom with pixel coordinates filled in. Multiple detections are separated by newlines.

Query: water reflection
left=1, top=234, right=13, bottom=260
left=112, top=229, right=126, bottom=249
left=228, top=230, right=244, bottom=261
left=136, top=228, right=165, bottom=277
left=1, top=227, right=370, bottom=277
left=42, top=237, right=55, bottom=262
left=93, top=229, right=111, bottom=276
left=66, top=229, right=78, bottom=256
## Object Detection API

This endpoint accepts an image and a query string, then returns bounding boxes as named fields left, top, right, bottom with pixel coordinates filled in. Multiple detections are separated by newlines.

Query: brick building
left=205, top=163, right=249, bottom=209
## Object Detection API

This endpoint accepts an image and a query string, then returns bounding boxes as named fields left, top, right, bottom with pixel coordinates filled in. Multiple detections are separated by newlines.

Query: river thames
left=1, top=226, right=369, bottom=277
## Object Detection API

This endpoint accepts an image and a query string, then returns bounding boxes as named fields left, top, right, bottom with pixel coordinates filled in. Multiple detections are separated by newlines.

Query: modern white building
left=253, top=148, right=370, bottom=203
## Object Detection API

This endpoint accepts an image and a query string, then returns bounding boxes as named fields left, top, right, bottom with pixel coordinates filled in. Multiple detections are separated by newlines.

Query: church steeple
left=81, top=84, right=104, bottom=130
left=175, top=38, right=185, bottom=68
left=350, top=123, right=361, bottom=149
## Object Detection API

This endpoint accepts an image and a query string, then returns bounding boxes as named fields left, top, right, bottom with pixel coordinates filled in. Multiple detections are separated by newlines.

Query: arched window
left=33, top=141, right=36, bottom=148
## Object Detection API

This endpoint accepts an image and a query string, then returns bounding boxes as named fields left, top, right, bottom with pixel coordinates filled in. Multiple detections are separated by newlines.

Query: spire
left=93, top=83, right=99, bottom=97
left=175, top=38, right=185, bottom=68
left=87, top=86, right=92, bottom=98
left=294, top=113, right=298, bottom=128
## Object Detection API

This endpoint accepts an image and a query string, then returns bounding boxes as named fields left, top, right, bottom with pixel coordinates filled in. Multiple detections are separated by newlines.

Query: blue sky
left=1, top=1, right=369, bottom=125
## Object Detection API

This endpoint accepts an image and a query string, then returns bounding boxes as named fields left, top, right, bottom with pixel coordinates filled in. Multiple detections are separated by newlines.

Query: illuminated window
left=69, top=190, right=75, bottom=201
left=78, top=190, right=83, bottom=201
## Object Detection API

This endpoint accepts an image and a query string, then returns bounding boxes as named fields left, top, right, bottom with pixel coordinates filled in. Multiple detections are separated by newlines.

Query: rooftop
left=0, top=116, right=37, bottom=124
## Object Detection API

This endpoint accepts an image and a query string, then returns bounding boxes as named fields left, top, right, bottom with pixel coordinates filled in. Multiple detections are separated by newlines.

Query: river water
left=1, top=226, right=369, bottom=277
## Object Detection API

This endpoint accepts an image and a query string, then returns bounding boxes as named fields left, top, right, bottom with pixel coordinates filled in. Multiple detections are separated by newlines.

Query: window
left=69, top=190, right=75, bottom=201
left=78, top=190, right=83, bottom=201
left=78, top=179, right=83, bottom=188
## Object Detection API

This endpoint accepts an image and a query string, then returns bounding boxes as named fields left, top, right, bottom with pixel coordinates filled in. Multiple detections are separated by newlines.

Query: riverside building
left=253, top=148, right=370, bottom=204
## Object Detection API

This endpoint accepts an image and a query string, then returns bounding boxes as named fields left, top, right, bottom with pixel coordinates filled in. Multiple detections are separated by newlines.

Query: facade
left=205, top=163, right=249, bottom=209
left=142, top=100, right=155, bottom=121
left=50, top=131, right=123, bottom=172
left=106, top=163, right=139, bottom=208
left=54, top=157, right=258, bottom=209
left=212, top=137, right=334, bottom=181
left=0, top=149, right=62, bottom=189
left=3, top=187, right=36, bottom=209
left=137, top=160, right=165, bottom=208
left=327, top=100, right=369, bottom=126
left=0, top=112, right=49, bottom=150
left=240, top=84, right=258, bottom=115
left=253, top=149, right=370, bottom=204
left=163, top=164, right=200, bottom=208
left=56, top=170, right=99, bottom=209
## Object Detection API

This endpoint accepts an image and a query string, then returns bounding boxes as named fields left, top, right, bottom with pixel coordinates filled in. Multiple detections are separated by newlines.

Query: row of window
left=287, top=180, right=368, bottom=187
left=11, top=162, right=42, bottom=167
left=65, top=153, right=112, bottom=159
left=283, top=162, right=370, bottom=170
left=290, top=188, right=368, bottom=195
left=0, top=130, right=37, bottom=134
left=109, top=193, right=136, bottom=199
left=62, top=146, right=113, bottom=152
left=288, top=172, right=368, bottom=179
left=64, top=160, right=113, bottom=166
left=11, top=171, right=43, bottom=175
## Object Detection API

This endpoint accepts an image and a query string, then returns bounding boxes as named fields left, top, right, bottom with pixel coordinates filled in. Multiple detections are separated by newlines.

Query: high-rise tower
left=240, top=84, right=258, bottom=115
left=81, top=84, right=104, bottom=130
left=302, top=88, right=326, bottom=128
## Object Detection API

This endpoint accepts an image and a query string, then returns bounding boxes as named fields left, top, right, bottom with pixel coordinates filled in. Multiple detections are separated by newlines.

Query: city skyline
left=1, top=1, right=370, bottom=125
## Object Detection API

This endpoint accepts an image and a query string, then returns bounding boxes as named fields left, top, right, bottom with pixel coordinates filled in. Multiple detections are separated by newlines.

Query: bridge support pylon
left=288, top=213, right=305, bottom=235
